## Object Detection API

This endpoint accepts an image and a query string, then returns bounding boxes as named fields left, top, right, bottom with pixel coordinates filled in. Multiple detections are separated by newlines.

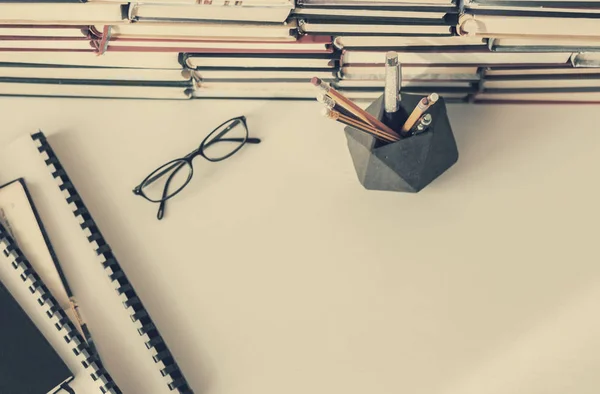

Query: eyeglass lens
left=140, top=159, right=193, bottom=202
left=202, top=118, right=248, bottom=160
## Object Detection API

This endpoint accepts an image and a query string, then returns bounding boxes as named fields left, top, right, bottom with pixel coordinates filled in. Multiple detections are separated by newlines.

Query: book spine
left=0, top=222, right=121, bottom=394
left=31, top=132, right=194, bottom=394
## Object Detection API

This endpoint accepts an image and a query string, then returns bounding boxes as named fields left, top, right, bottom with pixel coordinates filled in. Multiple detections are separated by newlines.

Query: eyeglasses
left=133, top=115, right=260, bottom=220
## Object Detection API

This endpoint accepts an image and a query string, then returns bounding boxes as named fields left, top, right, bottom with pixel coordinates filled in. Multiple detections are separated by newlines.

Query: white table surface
left=1, top=97, right=600, bottom=394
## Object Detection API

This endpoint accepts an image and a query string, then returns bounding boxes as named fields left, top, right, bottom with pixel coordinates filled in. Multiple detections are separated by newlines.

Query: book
left=0, top=3, right=127, bottom=25
left=191, top=80, right=323, bottom=98
left=571, top=52, right=600, bottom=67
left=333, top=35, right=485, bottom=50
left=458, top=13, right=600, bottom=39
left=0, top=58, right=192, bottom=99
left=336, top=79, right=475, bottom=89
left=296, top=0, right=457, bottom=7
left=127, top=1, right=294, bottom=24
left=0, top=51, right=182, bottom=68
left=474, top=91, right=600, bottom=103
left=0, top=24, right=91, bottom=38
left=0, top=37, right=94, bottom=51
left=0, top=273, right=73, bottom=394
left=0, top=66, right=191, bottom=81
left=183, top=52, right=337, bottom=69
left=293, top=7, right=453, bottom=21
left=89, top=21, right=297, bottom=41
left=483, top=76, right=600, bottom=89
left=485, top=65, right=600, bottom=77
left=463, top=0, right=600, bottom=16
left=30, top=132, right=193, bottom=394
left=189, top=80, right=472, bottom=101
left=0, top=80, right=191, bottom=99
left=0, top=178, right=121, bottom=393
left=340, top=65, right=481, bottom=81
left=340, top=49, right=576, bottom=66
left=91, top=35, right=333, bottom=55
left=0, top=133, right=193, bottom=394
left=298, top=18, right=454, bottom=36
left=191, top=68, right=338, bottom=81
left=488, top=37, right=600, bottom=52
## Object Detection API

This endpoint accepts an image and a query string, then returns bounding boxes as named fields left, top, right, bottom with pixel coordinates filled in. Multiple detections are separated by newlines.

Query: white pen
left=384, top=51, right=400, bottom=117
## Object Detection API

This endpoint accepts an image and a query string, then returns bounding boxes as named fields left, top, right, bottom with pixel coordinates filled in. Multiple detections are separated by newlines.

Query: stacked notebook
left=458, top=0, right=600, bottom=103
left=2, top=0, right=600, bottom=102
left=0, top=178, right=121, bottom=393
left=0, top=132, right=195, bottom=393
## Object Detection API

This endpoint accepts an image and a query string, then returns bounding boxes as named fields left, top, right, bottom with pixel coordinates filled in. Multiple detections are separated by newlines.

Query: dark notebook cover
left=0, top=280, right=72, bottom=394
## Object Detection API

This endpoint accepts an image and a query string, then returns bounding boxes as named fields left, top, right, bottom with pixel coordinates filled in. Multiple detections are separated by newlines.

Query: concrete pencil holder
left=344, top=93, right=459, bottom=193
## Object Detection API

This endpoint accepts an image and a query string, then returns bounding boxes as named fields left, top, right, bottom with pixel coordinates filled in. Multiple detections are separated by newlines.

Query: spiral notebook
left=0, top=178, right=121, bottom=394
left=0, top=132, right=193, bottom=394
left=31, top=132, right=193, bottom=393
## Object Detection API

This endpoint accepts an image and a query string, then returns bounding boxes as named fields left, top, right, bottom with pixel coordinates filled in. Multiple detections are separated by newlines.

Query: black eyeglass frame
left=132, top=115, right=260, bottom=219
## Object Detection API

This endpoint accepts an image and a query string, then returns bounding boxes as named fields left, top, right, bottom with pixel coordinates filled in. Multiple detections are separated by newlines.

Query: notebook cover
left=0, top=230, right=75, bottom=394
left=31, top=132, right=194, bottom=394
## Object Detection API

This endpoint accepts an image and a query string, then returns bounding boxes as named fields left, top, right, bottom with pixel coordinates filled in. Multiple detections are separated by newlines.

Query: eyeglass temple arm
left=156, top=161, right=189, bottom=220
left=203, top=137, right=261, bottom=150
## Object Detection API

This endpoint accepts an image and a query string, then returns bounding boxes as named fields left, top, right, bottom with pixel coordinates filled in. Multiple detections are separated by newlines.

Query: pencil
left=312, top=77, right=401, bottom=139
left=317, top=93, right=336, bottom=110
left=338, top=112, right=400, bottom=142
left=401, top=93, right=439, bottom=134
left=317, top=93, right=364, bottom=122
left=323, top=108, right=399, bottom=143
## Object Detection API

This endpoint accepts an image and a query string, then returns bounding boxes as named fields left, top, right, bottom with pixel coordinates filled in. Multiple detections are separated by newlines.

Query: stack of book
left=295, top=0, right=476, bottom=102
left=0, top=0, right=336, bottom=99
left=1, top=0, right=600, bottom=103
left=459, top=0, right=600, bottom=103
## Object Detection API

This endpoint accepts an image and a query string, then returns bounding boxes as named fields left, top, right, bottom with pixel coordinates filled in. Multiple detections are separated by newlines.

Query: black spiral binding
left=31, top=132, right=194, bottom=394
left=0, top=222, right=122, bottom=394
